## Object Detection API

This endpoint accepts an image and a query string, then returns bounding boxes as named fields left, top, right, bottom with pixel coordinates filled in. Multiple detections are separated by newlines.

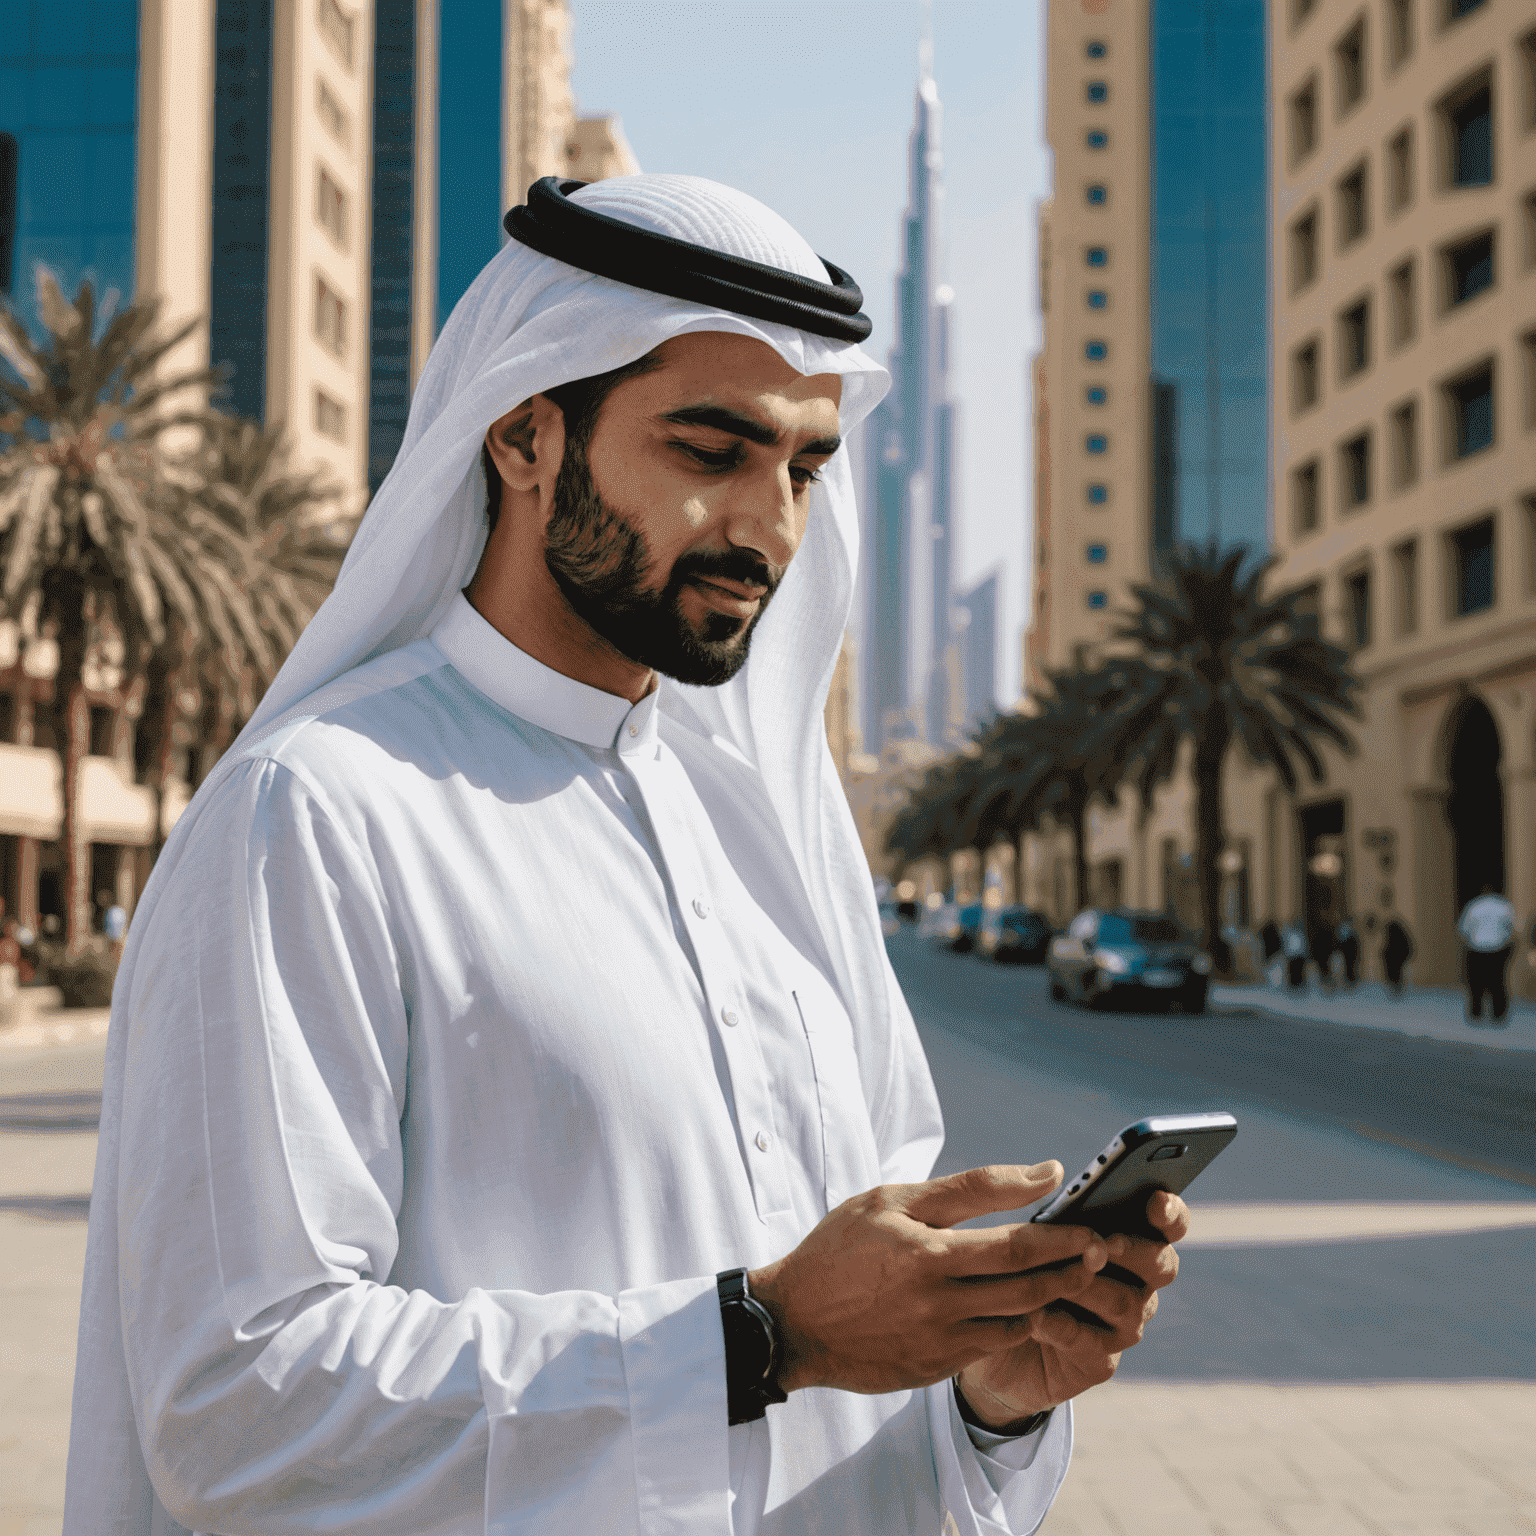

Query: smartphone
left=1030, top=1112, right=1238, bottom=1241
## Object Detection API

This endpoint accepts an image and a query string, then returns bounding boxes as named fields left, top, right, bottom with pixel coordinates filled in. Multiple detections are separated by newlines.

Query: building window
left=1085, top=434, right=1108, bottom=454
left=1085, top=130, right=1109, bottom=149
left=1086, top=184, right=1108, bottom=206
left=1522, top=29, right=1536, bottom=132
left=1085, top=339, right=1108, bottom=361
left=1086, top=289, right=1108, bottom=309
left=1087, top=483, right=1109, bottom=505
left=1445, top=361, right=1495, bottom=459
left=1086, top=81, right=1109, bottom=104
left=1087, top=591, right=1108, bottom=610
left=1293, top=339, right=1321, bottom=412
left=1524, top=328, right=1536, bottom=429
left=1340, top=431, right=1372, bottom=509
left=315, top=275, right=346, bottom=356
left=1335, top=18, right=1367, bottom=116
left=1086, top=543, right=1108, bottom=565
left=316, top=77, right=350, bottom=147
left=1446, top=0, right=1486, bottom=23
left=1085, top=246, right=1109, bottom=267
left=1293, top=582, right=1323, bottom=636
left=1387, top=127, right=1414, bottom=212
left=1442, top=228, right=1494, bottom=307
left=1085, top=386, right=1108, bottom=406
left=1295, top=0, right=1317, bottom=26
left=1086, top=40, right=1108, bottom=58
left=1449, top=516, right=1495, bottom=615
left=318, top=0, right=355, bottom=69
left=316, top=165, right=348, bottom=248
left=1290, top=208, right=1319, bottom=290
left=1387, top=0, right=1413, bottom=67
left=315, top=389, right=347, bottom=442
left=1389, top=398, right=1419, bottom=486
left=1338, top=297, right=1371, bottom=379
left=1336, top=162, right=1368, bottom=246
left=88, top=705, right=115, bottom=758
left=1440, top=73, right=1493, bottom=188
left=1524, top=494, right=1536, bottom=595
left=1290, top=77, right=1319, bottom=163
left=1344, top=567, right=1372, bottom=648
left=1388, top=258, right=1417, bottom=345
left=1293, top=460, right=1321, bottom=533
left=1392, top=538, right=1419, bottom=633
left=1526, top=192, right=1536, bottom=272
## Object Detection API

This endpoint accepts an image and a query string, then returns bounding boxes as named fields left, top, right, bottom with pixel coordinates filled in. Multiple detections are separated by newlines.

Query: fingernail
left=1025, top=1160, right=1059, bottom=1179
left=1085, top=1242, right=1107, bottom=1268
left=1107, top=1235, right=1128, bottom=1257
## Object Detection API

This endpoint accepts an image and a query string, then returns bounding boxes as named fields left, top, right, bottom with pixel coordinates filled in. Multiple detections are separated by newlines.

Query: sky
left=569, top=0, right=1052, bottom=708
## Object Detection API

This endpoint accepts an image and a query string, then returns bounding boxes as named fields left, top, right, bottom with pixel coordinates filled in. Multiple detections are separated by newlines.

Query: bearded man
left=64, top=176, right=1187, bottom=1536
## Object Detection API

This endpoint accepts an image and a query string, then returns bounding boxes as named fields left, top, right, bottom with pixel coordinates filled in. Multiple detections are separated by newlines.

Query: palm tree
left=0, top=272, right=344, bottom=943
left=1101, top=542, right=1361, bottom=974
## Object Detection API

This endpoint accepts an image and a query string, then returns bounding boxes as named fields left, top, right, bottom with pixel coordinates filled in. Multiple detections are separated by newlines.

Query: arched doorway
left=1445, top=696, right=1505, bottom=913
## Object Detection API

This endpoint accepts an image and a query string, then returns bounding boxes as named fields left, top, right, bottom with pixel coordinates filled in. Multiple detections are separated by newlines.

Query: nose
left=719, top=463, right=802, bottom=573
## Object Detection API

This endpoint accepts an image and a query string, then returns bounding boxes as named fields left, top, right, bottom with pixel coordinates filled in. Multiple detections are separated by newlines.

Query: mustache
left=669, top=547, right=781, bottom=595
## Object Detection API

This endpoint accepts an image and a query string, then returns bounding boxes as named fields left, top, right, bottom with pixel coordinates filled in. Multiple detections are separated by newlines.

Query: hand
left=748, top=1163, right=1108, bottom=1398
left=956, top=1190, right=1190, bottom=1429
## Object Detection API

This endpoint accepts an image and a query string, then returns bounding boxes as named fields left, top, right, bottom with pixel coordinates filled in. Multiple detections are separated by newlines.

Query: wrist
left=953, top=1370, right=1053, bottom=1437
left=744, top=1262, right=810, bottom=1393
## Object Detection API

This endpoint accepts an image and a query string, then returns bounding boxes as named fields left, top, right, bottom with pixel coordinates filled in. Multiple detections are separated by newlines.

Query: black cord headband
left=503, top=178, right=873, bottom=344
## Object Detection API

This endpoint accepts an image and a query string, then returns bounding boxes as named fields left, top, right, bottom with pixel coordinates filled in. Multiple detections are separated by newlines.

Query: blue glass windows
left=1446, top=361, right=1494, bottom=459
left=1451, top=517, right=1495, bottom=615
left=1086, top=386, right=1108, bottom=405
left=1086, top=434, right=1109, bottom=454
left=1087, top=483, right=1109, bottom=504
left=1086, top=40, right=1108, bottom=58
left=1086, top=544, right=1108, bottom=564
left=1086, top=130, right=1109, bottom=149
left=1086, top=184, right=1108, bottom=206
left=1087, top=289, right=1108, bottom=309
left=1085, top=246, right=1109, bottom=266
left=1086, top=82, right=1109, bottom=104
left=1087, top=591, right=1109, bottom=610
left=1441, top=73, right=1493, bottom=187
left=1085, top=339, right=1109, bottom=361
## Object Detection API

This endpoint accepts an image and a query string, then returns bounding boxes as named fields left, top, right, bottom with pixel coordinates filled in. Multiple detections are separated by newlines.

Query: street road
left=891, top=928, right=1536, bottom=1534
left=4, top=949, right=1535, bottom=1535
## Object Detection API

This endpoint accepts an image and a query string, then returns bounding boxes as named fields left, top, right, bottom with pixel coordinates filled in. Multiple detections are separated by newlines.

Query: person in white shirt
left=1457, top=884, right=1516, bottom=1025
left=64, top=176, right=1190, bottom=1536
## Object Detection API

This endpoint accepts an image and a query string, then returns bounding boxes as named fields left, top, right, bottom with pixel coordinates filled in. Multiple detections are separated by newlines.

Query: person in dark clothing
left=1282, top=921, right=1308, bottom=990
left=1381, top=913, right=1413, bottom=997
left=1309, top=917, right=1337, bottom=994
left=1336, top=917, right=1360, bottom=989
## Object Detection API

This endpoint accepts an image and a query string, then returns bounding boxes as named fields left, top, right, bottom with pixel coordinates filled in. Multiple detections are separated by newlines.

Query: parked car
left=917, top=900, right=984, bottom=952
left=1048, top=908, right=1212, bottom=1012
left=979, top=905, right=1053, bottom=964
left=953, top=903, right=984, bottom=953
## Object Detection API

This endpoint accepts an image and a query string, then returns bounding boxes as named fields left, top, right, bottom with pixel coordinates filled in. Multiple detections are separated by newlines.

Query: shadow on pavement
left=0, top=1091, right=102, bottom=1131
left=0, top=1193, right=91, bottom=1221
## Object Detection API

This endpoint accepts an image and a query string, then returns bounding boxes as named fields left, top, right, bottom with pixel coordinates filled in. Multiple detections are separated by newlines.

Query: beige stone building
left=1251, top=0, right=1536, bottom=983
left=0, top=0, right=635, bottom=939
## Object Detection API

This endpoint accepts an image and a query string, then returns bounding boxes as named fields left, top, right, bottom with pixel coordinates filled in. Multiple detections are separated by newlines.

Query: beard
left=542, top=433, right=780, bottom=688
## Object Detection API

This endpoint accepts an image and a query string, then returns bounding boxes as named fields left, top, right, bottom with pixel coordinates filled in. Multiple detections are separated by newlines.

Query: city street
left=892, top=929, right=1536, bottom=1535
left=4, top=944, right=1535, bottom=1534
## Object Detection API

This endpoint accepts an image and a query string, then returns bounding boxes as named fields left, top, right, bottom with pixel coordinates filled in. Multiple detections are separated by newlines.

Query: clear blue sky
left=569, top=0, right=1051, bottom=707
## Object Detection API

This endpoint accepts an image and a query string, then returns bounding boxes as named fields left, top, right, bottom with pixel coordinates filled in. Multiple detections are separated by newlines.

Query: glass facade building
left=1148, top=0, right=1268, bottom=554
left=0, top=0, right=139, bottom=337
left=436, top=0, right=503, bottom=329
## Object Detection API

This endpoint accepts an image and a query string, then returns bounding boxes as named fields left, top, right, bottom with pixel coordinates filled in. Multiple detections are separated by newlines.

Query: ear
left=484, top=393, right=567, bottom=495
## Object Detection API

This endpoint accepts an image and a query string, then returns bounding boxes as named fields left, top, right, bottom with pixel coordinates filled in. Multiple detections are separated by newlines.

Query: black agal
left=504, top=178, right=873, bottom=344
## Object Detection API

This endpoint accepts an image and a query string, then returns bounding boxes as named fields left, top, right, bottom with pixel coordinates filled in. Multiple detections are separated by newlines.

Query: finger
left=1100, top=1233, right=1180, bottom=1291
left=950, top=1248, right=1108, bottom=1321
left=937, top=1220, right=1103, bottom=1277
left=1058, top=1274, right=1161, bottom=1342
left=1146, top=1191, right=1191, bottom=1242
left=902, top=1162, right=1064, bottom=1229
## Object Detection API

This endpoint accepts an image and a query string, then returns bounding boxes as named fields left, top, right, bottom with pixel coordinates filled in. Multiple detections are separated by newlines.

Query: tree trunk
left=1192, top=727, right=1232, bottom=975
left=53, top=620, right=90, bottom=953
left=1066, top=784, right=1089, bottom=915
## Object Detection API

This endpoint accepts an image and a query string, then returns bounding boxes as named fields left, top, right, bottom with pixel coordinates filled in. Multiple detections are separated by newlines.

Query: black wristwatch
left=717, top=1269, right=788, bottom=1425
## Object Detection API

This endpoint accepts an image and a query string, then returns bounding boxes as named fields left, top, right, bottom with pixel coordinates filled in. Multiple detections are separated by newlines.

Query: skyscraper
left=1026, top=0, right=1268, bottom=674
left=957, top=569, right=999, bottom=733
left=861, top=37, right=962, bottom=752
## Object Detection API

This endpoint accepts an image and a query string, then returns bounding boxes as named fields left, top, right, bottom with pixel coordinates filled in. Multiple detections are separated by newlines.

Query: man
left=64, top=177, right=1188, bottom=1536
left=1458, top=882, right=1515, bottom=1025
left=1380, top=905, right=1414, bottom=998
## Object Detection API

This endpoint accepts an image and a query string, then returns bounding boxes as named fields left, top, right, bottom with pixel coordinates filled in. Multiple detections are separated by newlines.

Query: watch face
left=723, top=1298, right=774, bottom=1382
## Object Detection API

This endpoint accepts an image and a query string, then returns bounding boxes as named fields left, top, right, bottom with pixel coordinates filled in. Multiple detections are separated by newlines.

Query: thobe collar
left=430, top=592, right=661, bottom=757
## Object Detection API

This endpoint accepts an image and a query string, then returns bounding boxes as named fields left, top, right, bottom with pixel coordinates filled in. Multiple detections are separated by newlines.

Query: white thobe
left=111, top=593, right=1071, bottom=1536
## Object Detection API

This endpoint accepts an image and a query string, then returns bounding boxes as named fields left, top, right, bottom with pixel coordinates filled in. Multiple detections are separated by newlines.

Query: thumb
left=902, top=1161, right=1064, bottom=1229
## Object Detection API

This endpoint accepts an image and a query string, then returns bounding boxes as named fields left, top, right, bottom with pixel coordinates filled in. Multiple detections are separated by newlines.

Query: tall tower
left=862, top=15, right=961, bottom=751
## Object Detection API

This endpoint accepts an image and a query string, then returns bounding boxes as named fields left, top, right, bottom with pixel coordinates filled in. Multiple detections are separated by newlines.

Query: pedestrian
left=1336, top=915, right=1360, bottom=990
left=1283, top=919, right=1309, bottom=990
left=1258, top=917, right=1283, bottom=988
left=97, top=889, right=128, bottom=953
left=63, top=176, right=1191, bottom=1536
left=1381, top=911, right=1414, bottom=997
left=1309, top=914, right=1337, bottom=994
left=1458, top=883, right=1516, bottom=1025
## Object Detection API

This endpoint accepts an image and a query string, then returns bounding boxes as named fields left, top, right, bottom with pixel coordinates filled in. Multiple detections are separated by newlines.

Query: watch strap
left=717, top=1269, right=788, bottom=1425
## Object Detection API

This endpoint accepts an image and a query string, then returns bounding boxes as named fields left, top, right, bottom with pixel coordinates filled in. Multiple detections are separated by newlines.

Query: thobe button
left=721, top=1007, right=740, bottom=1027
left=693, top=897, right=711, bottom=918
left=755, top=1131, right=771, bottom=1152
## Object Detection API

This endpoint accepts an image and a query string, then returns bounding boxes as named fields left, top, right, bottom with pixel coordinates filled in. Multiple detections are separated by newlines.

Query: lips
left=689, top=576, right=765, bottom=617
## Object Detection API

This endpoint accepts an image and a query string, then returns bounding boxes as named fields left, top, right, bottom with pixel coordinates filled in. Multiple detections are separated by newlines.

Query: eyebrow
left=659, top=404, right=842, bottom=458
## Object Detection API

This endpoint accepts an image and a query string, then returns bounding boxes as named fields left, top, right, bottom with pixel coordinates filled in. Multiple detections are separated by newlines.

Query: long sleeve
left=116, top=758, right=730, bottom=1536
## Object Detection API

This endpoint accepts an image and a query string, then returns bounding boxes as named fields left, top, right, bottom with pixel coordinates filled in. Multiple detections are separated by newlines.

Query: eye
left=789, top=464, right=824, bottom=491
left=671, top=440, right=741, bottom=471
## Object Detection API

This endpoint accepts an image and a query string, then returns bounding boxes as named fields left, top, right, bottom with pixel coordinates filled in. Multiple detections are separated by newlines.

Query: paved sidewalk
left=1212, top=978, right=1536, bottom=1053
left=0, top=989, right=110, bottom=1053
